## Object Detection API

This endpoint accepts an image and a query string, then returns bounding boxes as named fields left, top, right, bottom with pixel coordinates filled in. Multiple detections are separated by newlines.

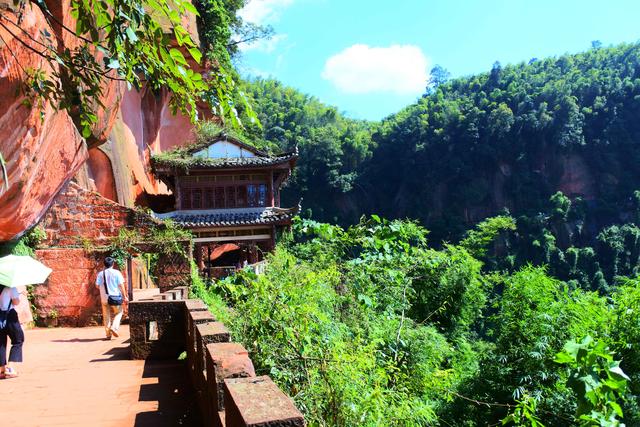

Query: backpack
left=0, top=287, right=11, bottom=330
left=102, top=271, right=123, bottom=306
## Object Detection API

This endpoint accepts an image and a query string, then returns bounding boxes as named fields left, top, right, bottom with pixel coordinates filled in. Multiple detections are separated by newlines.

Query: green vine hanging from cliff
left=1, top=0, right=250, bottom=138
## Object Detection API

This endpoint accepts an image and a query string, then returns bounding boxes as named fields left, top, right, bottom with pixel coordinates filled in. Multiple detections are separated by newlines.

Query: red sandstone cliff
left=0, top=1, right=202, bottom=241
left=82, top=86, right=198, bottom=208
left=0, top=1, right=120, bottom=241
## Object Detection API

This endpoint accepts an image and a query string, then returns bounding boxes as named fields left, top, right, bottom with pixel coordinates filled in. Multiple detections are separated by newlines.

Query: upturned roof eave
left=158, top=204, right=300, bottom=228
left=179, top=217, right=295, bottom=229
left=152, top=153, right=299, bottom=175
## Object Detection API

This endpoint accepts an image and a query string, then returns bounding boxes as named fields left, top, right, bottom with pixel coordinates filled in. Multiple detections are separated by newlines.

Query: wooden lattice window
left=182, top=188, right=192, bottom=209
left=179, top=173, right=271, bottom=210
left=237, top=185, right=248, bottom=207
left=226, top=187, right=236, bottom=208
left=258, top=184, right=267, bottom=207
left=215, top=187, right=225, bottom=208
left=247, top=185, right=258, bottom=207
left=192, top=189, right=202, bottom=209
left=204, top=188, right=214, bottom=209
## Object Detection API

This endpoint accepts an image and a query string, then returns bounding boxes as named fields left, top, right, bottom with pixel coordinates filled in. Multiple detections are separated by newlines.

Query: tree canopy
left=193, top=216, right=640, bottom=426
left=5, top=0, right=263, bottom=137
left=246, top=42, right=640, bottom=292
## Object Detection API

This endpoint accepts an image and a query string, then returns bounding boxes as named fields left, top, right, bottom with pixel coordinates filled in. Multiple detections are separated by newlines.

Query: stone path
left=1, top=326, right=201, bottom=427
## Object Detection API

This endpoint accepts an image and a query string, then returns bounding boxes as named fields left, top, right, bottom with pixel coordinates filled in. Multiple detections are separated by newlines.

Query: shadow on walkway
left=89, top=344, right=131, bottom=362
left=134, top=360, right=202, bottom=427
left=52, top=338, right=107, bottom=343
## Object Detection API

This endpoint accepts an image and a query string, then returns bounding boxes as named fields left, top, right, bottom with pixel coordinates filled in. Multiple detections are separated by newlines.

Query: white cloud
left=239, top=34, right=288, bottom=53
left=241, top=66, right=272, bottom=78
left=321, top=44, right=430, bottom=95
left=238, top=0, right=294, bottom=25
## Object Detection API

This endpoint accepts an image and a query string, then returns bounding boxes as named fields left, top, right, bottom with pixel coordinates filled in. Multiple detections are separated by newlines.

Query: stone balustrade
left=129, top=288, right=305, bottom=426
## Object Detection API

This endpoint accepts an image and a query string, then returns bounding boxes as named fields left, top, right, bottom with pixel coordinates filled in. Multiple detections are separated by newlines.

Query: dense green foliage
left=242, top=42, right=640, bottom=293
left=555, top=336, right=629, bottom=426
left=14, top=0, right=207, bottom=137
left=0, top=226, right=46, bottom=257
left=245, top=44, right=640, bottom=231
left=193, top=217, right=640, bottom=426
left=473, top=190, right=640, bottom=294
left=240, top=79, right=374, bottom=221
left=9, top=0, right=261, bottom=142
left=194, top=0, right=265, bottom=127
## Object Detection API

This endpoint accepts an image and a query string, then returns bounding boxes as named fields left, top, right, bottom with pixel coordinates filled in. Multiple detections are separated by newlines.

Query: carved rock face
left=0, top=2, right=121, bottom=241
left=90, top=87, right=197, bottom=209
left=0, top=2, right=209, bottom=241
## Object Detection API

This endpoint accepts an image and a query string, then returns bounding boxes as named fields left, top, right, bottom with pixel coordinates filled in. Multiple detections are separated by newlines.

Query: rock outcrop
left=0, top=0, right=213, bottom=330
left=86, top=87, right=198, bottom=208
left=0, top=0, right=206, bottom=241
left=0, top=1, right=122, bottom=241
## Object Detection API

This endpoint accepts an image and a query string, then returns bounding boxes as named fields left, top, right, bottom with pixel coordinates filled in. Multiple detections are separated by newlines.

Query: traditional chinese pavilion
left=152, top=133, right=298, bottom=278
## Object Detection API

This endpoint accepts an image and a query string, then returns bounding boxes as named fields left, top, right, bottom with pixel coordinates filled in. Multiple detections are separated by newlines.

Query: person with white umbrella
left=0, top=254, right=52, bottom=379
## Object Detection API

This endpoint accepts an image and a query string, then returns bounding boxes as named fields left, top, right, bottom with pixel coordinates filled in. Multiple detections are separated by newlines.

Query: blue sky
left=236, top=0, right=640, bottom=120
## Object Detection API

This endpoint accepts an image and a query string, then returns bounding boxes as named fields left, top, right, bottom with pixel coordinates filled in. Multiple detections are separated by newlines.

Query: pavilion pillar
left=175, top=177, right=182, bottom=210
left=207, top=244, right=212, bottom=280
left=270, top=226, right=276, bottom=251
left=195, top=244, right=204, bottom=271
left=268, top=170, right=274, bottom=207
left=127, top=257, right=134, bottom=301
left=249, top=244, right=256, bottom=264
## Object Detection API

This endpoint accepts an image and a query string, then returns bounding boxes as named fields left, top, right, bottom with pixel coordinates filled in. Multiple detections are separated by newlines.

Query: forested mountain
left=366, top=43, right=640, bottom=240
left=242, top=42, right=640, bottom=291
left=241, top=79, right=374, bottom=221
left=188, top=42, right=640, bottom=426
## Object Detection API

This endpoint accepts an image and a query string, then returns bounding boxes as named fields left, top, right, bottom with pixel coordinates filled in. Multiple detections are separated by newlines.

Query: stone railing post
left=130, top=291, right=306, bottom=426
left=224, top=376, right=305, bottom=427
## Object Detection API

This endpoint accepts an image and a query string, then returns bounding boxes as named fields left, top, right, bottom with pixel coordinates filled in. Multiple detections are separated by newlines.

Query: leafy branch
left=8, top=0, right=249, bottom=139
left=556, top=336, right=630, bottom=426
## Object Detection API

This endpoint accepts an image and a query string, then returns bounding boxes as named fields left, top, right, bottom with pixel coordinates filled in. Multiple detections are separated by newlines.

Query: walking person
left=96, top=257, right=128, bottom=340
left=0, top=284, right=24, bottom=379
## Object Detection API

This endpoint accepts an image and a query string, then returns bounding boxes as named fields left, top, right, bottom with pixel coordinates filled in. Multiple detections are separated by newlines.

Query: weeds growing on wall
left=0, top=225, right=46, bottom=258
left=150, top=121, right=275, bottom=171
left=107, top=220, right=192, bottom=270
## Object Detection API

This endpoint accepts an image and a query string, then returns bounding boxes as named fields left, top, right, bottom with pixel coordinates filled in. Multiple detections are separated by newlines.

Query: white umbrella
left=0, top=255, right=52, bottom=287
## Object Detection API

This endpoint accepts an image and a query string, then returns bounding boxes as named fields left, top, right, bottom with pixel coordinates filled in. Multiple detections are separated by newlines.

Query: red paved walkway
left=1, top=326, right=201, bottom=427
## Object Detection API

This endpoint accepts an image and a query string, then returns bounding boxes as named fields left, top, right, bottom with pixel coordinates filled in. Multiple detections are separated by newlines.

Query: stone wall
left=41, top=181, right=134, bottom=248
left=33, top=181, right=170, bottom=326
left=156, top=253, right=192, bottom=293
left=128, top=287, right=190, bottom=360
left=129, top=289, right=305, bottom=426
left=33, top=248, right=104, bottom=326
left=30, top=182, right=133, bottom=325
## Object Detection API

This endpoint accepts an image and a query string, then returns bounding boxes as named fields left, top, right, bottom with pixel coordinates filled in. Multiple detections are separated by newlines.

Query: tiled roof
left=152, top=149, right=298, bottom=172
left=185, top=135, right=269, bottom=157
left=156, top=206, right=298, bottom=228
left=185, top=152, right=297, bottom=169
